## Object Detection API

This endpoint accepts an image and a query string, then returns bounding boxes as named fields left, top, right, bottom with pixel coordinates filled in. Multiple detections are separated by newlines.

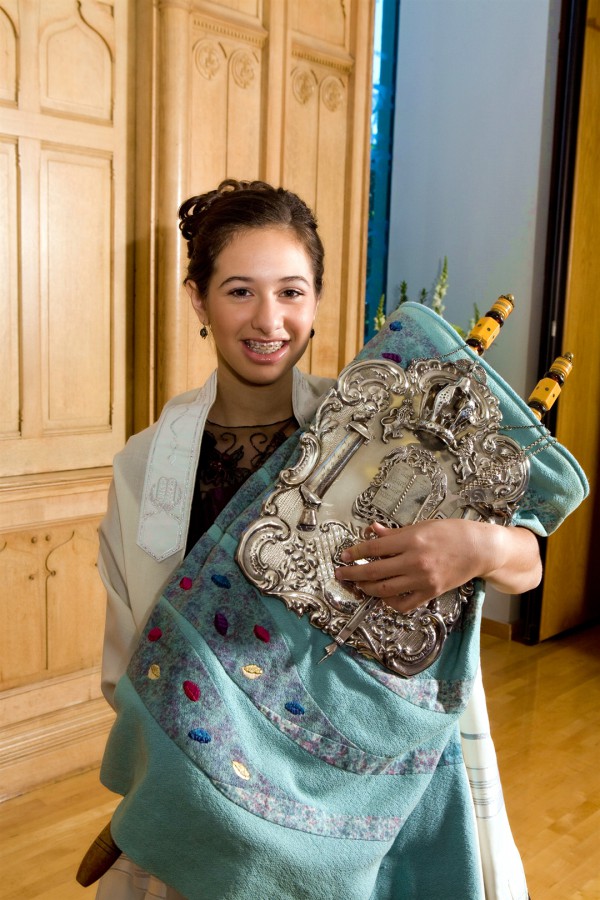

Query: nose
left=251, top=295, right=283, bottom=335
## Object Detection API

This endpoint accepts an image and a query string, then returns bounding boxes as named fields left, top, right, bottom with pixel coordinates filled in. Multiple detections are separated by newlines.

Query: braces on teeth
left=246, top=340, right=285, bottom=353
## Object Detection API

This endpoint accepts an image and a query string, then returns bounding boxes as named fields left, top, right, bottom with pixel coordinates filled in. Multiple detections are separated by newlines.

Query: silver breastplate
left=236, top=356, right=529, bottom=677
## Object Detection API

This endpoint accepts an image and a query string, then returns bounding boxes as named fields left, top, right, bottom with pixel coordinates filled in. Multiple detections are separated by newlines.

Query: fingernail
left=339, top=550, right=351, bottom=562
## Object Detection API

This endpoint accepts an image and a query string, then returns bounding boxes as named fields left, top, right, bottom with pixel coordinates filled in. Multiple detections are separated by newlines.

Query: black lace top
left=185, top=416, right=298, bottom=555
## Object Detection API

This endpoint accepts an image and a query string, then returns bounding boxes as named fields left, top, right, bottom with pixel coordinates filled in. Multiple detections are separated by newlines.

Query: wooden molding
left=481, top=617, right=513, bottom=641
left=291, top=40, right=354, bottom=75
left=192, top=12, right=268, bottom=47
left=0, top=469, right=111, bottom=531
left=0, top=697, right=114, bottom=801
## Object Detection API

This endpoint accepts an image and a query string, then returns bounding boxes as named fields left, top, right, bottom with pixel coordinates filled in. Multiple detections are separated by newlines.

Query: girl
left=94, top=180, right=548, bottom=899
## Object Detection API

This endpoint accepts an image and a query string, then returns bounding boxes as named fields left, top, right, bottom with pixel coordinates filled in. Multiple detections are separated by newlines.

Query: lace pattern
left=185, top=417, right=297, bottom=554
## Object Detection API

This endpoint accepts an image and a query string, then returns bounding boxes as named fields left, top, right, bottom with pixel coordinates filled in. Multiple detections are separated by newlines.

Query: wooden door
left=539, top=3, right=600, bottom=640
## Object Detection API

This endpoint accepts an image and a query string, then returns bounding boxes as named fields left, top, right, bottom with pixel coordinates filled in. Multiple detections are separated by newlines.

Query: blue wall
left=386, top=0, right=562, bottom=621
left=387, top=0, right=561, bottom=395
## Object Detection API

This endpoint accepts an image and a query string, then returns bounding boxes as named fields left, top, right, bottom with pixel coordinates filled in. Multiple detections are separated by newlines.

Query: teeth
left=245, top=340, right=285, bottom=354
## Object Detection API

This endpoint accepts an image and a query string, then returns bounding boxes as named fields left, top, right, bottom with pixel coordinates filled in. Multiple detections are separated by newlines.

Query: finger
left=334, top=556, right=409, bottom=584
left=338, top=532, right=407, bottom=564
left=385, top=592, right=426, bottom=613
left=367, top=521, right=394, bottom=537
left=338, top=575, right=413, bottom=601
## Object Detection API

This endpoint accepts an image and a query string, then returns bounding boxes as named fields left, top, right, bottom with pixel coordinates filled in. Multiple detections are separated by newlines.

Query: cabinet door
left=0, top=0, right=130, bottom=476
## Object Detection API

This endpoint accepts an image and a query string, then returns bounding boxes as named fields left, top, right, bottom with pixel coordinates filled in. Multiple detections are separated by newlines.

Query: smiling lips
left=244, top=339, right=287, bottom=354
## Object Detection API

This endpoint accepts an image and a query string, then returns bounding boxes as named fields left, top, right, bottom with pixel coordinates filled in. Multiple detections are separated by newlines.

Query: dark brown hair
left=178, top=179, right=324, bottom=297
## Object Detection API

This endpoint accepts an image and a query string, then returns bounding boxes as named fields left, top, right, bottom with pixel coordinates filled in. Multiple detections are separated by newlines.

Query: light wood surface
left=0, top=624, right=598, bottom=899
left=481, top=625, right=600, bottom=899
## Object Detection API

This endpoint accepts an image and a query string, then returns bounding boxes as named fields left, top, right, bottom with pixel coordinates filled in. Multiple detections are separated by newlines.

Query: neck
left=209, top=367, right=295, bottom=426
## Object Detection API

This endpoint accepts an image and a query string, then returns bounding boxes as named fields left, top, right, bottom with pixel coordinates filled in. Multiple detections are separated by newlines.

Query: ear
left=186, top=281, right=208, bottom=325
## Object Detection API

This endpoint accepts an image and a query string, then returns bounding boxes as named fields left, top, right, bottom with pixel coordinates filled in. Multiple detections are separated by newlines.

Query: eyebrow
left=218, top=275, right=311, bottom=288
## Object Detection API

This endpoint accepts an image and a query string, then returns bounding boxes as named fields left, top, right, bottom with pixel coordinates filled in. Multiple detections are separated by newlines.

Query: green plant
left=374, top=257, right=480, bottom=338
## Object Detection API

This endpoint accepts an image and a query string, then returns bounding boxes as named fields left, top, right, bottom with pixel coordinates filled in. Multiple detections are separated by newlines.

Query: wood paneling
left=0, top=5, right=17, bottom=104
left=0, top=0, right=373, bottom=799
left=0, top=0, right=130, bottom=799
left=0, top=138, right=19, bottom=436
left=40, top=9, right=113, bottom=120
left=540, top=4, right=600, bottom=640
left=0, top=683, right=114, bottom=802
left=0, top=0, right=128, bottom=475
left=0, top=518, right=105, bottom=689
left=138, top=0, right=374, bottom=418
left=41, top=150, right=113, bottom=431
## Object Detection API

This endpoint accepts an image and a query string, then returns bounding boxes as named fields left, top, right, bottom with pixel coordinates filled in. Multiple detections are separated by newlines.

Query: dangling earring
left=200, top=325, right=209, bottom=339
left=310, top=328, right=315, bottom=339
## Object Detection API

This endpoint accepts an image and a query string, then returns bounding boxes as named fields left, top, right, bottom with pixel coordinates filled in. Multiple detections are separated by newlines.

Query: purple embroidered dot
left=285, top=701, right=305, bottom=716
left=188, top=728, right=211, bottom=744
left=382, top=352, right=402, bottom=364
left=147, top=627, right=162, bottom=642
left=180, top=576, right=193, bottom=590
left=183, top=680, right=201, bottom=702
left=389, top=321, right=403, bottom=331
left=214, top=612, right=229, bottom=636
left=211, top=573, right=231, bottom=589
left=253, top=625, right=270, bottom=643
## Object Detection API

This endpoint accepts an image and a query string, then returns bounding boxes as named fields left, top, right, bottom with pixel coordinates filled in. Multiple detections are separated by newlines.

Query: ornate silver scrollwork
left=236, top=356, right=529, bottom=677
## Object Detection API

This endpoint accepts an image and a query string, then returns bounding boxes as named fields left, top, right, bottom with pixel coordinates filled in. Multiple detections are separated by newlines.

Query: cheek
left=297, top=302, right=318, bottom=327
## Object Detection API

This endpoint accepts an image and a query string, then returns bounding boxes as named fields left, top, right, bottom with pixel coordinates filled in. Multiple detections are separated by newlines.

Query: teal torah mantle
left=100, top=303, right=588, bottom=899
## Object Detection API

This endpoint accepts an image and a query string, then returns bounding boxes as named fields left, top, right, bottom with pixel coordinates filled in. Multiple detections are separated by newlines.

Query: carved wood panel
left=40, top=149, right=113, bottom=431
left=0, top=138, right=19, bottom=437
left=142, top=0, right=374, bottom=416
left=0, top=4, right=17, bottom=104
left=0, top=519, right=104, bottom=690
left=0, top=0, right=128, bottom=476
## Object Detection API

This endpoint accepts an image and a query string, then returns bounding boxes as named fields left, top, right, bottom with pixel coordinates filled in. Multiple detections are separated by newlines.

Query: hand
left=333, top=519, right=541, bottom=613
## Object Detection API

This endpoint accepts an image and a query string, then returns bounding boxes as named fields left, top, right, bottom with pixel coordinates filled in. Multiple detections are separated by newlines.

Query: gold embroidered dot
left=148, top=664, right=161, bottom=680
left=232, top=760, right=251, bottom=780
left=241, top=664, right=263, bottom=680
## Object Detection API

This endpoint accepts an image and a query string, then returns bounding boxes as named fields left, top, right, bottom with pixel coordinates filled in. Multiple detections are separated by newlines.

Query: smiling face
left=188, top=226, right=319, bottom=391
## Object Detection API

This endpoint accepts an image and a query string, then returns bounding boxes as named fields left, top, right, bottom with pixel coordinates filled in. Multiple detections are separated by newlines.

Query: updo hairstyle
left=178, top=179, right=324, bottom=298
